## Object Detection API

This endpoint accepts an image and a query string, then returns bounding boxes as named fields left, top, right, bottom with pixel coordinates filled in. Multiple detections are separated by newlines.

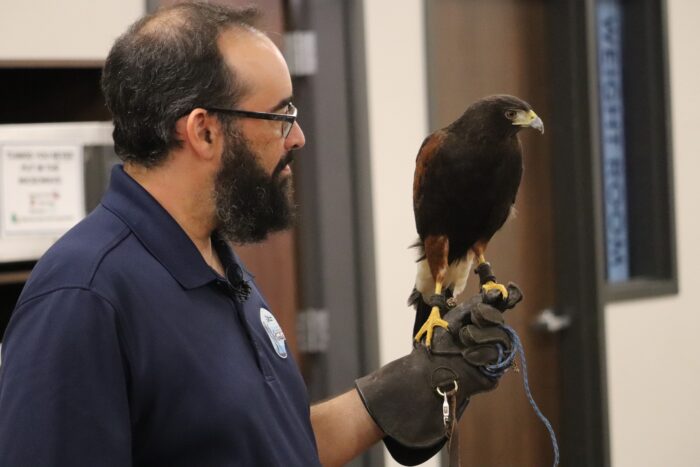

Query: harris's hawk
left=411, top=94, right=543, bottom=347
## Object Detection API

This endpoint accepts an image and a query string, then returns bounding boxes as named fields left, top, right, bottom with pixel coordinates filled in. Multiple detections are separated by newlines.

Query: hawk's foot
left=481, top=280, right=509, bottom=300
left=414, top=306, right=449, bottom=348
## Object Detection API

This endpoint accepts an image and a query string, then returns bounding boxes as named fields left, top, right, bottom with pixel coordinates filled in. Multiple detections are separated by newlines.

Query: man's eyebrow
left=269, top=96, right=293, bottom=113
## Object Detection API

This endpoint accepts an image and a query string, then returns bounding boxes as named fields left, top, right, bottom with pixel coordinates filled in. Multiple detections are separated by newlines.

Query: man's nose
left=285, top=121, right=305, bottom=150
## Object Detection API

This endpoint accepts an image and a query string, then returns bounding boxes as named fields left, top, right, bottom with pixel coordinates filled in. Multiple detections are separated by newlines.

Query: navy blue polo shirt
left=0, top=165, right=321, bottom=466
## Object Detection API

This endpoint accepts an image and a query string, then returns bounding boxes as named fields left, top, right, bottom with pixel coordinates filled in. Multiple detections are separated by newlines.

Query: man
left=0, top=3, right=517, bottom=466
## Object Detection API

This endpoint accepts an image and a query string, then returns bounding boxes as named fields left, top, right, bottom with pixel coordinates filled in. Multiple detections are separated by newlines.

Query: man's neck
left=203, top=241, right=226, bottom=276
left=124, top=161, right=222, bottom=274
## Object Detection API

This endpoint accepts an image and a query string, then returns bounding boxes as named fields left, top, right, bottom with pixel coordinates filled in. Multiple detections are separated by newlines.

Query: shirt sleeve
left=0, top=287, right=132, bottom=466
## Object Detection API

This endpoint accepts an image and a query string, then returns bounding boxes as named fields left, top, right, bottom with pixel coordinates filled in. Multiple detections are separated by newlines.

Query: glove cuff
left=354, top=359, right=449, bottom=449
left=354, top=349, right=480, bottom=447
left=383, top=435, right=446, bottom=466
left=354, top=379, right=448, bottom=466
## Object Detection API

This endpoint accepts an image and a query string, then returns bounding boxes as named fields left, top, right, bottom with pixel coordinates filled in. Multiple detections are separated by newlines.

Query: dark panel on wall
left=547, top=1, right=612, bottom=465
left=605, top=0, right=677, bottom=300
left=0, top=68, right=109, bottom=124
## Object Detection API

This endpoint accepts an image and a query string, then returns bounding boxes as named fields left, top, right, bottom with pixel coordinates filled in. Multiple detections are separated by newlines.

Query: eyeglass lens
left=282, top=103, right=297, bottom=138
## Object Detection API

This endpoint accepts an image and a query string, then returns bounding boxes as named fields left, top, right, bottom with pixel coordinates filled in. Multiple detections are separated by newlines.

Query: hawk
left=411, top=95, right=544, bottom=346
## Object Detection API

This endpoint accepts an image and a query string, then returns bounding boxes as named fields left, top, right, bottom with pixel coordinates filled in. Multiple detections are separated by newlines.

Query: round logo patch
left=260, top=308, right=287, bottom=358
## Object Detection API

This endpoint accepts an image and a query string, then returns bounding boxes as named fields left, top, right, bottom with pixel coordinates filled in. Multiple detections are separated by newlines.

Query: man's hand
left=355, top=284, right=522, bottom=465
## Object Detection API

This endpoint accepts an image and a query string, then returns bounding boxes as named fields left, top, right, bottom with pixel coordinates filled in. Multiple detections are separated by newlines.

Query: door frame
left=548, top=1, right=611, bottom=464
left=548, top=0, right=675, bottom=465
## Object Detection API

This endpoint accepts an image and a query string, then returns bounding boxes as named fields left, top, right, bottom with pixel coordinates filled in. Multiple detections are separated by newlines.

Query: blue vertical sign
left=597, top=0, right=630, bottom=282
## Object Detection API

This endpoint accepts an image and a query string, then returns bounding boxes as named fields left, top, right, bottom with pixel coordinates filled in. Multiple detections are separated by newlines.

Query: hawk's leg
left=413, top=281, right=449, bottom=348
left=474, top=252, right=509, bottom=300
left=414, top=235, right=450, bottom=348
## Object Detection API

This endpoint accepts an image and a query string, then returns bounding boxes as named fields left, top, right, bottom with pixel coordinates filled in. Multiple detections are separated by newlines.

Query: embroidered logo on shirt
left=260, top=308, right=288, bottom=359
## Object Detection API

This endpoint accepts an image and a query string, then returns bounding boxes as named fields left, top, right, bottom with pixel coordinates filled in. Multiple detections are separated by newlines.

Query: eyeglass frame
left=204, top=103, right=297, bottom=139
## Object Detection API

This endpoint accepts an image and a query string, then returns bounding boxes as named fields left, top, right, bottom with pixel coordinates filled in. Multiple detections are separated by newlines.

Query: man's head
left=102, top=2, right=305, bottom=243
left=101, top=2, right=256, bottom=167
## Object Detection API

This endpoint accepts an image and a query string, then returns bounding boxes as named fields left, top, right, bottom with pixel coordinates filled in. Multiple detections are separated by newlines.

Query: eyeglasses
left=205, top=103, right=298, bottom=139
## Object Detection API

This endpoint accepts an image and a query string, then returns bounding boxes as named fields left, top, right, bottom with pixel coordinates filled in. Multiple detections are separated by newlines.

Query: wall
left=605, top=1, right=700, bottom=466
left=361, top=1, right=437, bottom=466
left=0, top=0, right=144, bottom=63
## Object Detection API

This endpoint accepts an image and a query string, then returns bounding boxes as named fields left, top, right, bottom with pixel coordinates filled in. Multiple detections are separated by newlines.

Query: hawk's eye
left=505, top=110, right=518, bottom=120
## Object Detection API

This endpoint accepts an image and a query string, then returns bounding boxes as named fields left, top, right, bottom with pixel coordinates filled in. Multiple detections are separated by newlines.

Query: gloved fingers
left=430, top=325, right=454, bottom=346
left=470, top=302, right=505, bottom=327
left=441, top=301, right=504, bottom=344
left=462, top=345, right=502, bottom=367
left=482, top=282, right=523, bottom=312
left=503, top=282, right=523, bottom=309
left=459, top=324, right=511, bottom=349
left=444, top=302, right=472, bottom=326
left=440, top=301, right=477, bottom=340
left=464, top=293, right=484, bottom=308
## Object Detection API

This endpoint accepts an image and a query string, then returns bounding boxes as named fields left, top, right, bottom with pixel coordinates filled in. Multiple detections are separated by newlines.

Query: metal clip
left=436, top=380, right=459, bottom=427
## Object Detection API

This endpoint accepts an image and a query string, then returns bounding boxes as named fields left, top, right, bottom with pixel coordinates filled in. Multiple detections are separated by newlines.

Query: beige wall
left=605, top=1, right=700, bottom=466
left=362, top=1, right=438, bottom=466
left=0, top=0, right=144, bottom=63
left=362, top=0, right=428, bottom=364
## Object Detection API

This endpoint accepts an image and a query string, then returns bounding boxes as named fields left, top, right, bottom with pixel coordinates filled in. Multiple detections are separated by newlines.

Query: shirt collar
left=101, top=164, right=246, bottom=290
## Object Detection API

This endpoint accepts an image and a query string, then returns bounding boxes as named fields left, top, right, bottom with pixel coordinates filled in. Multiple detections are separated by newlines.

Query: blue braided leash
left=480, top=325, right=560, bottom=467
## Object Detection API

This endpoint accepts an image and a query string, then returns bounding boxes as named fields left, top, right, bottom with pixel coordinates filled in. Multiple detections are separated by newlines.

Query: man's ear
left=182, top=108, right=222, bottom=161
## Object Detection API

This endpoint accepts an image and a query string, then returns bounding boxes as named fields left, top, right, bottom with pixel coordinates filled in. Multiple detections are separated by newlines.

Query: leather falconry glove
left=355, top=284, right=522, bottom=466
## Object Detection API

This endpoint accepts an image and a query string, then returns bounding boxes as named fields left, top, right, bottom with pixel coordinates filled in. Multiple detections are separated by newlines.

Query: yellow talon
left=481, top=280, right=509, bottom=299
left=414, top=306, right=449, bottom=348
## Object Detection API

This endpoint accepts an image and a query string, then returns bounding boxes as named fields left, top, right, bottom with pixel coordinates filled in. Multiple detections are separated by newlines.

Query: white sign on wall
left=0, top=145, right=85, bottom=237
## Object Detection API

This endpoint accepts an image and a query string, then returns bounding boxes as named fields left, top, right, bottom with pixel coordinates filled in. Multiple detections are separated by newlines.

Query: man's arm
left=310, top=389, right=383, bottom=467
left=0, top=288, right=131, bottom=466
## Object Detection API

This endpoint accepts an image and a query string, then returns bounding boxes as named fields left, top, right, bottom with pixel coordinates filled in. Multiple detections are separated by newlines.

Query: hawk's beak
left=514, top=109, right=544, bottom=134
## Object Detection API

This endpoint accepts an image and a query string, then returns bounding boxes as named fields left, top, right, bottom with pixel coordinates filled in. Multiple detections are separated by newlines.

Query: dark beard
left=213, top=127, right=295, bottom=244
